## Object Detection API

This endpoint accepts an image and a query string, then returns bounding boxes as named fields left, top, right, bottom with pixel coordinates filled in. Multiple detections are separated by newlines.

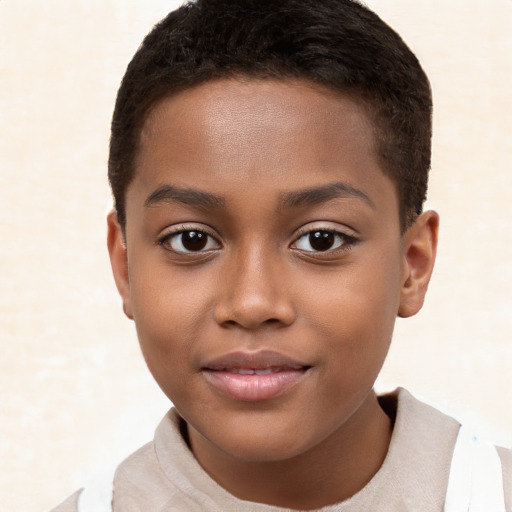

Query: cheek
left=302, top=249, right=402, bottom=358
left=128, top=266, right=212, bottom=382
left=130, top=257, right=212, bottom=332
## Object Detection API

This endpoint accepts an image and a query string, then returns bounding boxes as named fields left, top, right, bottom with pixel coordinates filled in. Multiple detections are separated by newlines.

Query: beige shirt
left=51, top=388, right=512, bottom=511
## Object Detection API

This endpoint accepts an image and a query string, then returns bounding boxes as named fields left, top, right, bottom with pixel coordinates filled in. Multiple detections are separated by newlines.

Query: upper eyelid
left=158, top=226, right=222, bottom=257
left=157, top=223, right=357, bottom=245
left=158, top=224, right=222, bottom=248
left=290, top=225, right=359, bottom=254
left=160, top=223, right=219, bottom=238
left=293, top=223, right=357, bottom=240
left=291, top=231, right=356, bottom=246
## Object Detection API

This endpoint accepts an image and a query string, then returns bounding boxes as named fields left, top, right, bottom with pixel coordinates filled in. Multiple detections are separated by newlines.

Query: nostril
left=220, top=317, right=288, bottom=330
left=263, top=318, right=282, bottom=325
left=221, top=320, right=238, bottom=329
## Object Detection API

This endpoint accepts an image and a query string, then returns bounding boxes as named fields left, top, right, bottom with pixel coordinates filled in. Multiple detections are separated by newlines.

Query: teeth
left=233, top=368, right=282, bottom=375
left=255, top=368, right=274, bottom=375
left=231, top=368, right=276, bottom=375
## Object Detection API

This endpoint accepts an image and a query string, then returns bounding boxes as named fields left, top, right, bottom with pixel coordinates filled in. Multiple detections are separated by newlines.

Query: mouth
left=201, top=350, right=311, bottom=402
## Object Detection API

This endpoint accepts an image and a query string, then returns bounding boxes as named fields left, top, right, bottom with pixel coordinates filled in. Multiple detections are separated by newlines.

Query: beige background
left=1, top=1, right=511, bottom=510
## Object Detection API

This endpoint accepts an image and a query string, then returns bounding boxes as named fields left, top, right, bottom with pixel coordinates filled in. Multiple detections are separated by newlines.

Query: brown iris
left=181, top=231, right=208, bottom=251
left=309, top=231, right=335, bottom=251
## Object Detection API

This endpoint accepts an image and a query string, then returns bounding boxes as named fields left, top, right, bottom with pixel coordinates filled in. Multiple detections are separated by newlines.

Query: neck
left=187, top=391, right=393, bottom=509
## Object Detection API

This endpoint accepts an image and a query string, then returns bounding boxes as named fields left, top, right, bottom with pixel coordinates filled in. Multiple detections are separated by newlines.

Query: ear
left=398, top=210, right=439, bottom=318
left=107, top=210, right=133, bottom=320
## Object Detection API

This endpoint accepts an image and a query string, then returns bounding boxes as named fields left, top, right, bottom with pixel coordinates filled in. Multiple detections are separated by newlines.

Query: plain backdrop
left=1, top=1, right=511, bottom=510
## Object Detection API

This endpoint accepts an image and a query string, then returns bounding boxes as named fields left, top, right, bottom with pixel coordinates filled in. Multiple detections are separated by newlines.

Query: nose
left=213, top=246, right=296, bottom=330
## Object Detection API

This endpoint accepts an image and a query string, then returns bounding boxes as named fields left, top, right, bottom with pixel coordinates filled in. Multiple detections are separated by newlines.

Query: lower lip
left=203, top=369, right=307, bottom=402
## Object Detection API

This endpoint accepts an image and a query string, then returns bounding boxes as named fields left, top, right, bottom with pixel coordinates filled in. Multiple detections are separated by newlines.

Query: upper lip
left=202, top=350, right=310, bottom=371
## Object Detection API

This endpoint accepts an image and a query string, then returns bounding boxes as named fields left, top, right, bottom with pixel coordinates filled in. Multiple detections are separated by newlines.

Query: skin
left=108, top=78, right=438, bottom=509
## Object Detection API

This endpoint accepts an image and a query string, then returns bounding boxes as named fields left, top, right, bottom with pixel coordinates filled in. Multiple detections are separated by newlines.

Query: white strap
left=77, top=464, right=115, bottom=512
left=444, top=425, right=506, bottom=512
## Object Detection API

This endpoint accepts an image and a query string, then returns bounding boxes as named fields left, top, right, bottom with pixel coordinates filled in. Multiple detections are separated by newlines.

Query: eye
left=160, top=229, right=220, bottom=253
left=292, top=229, right=355, bottom=252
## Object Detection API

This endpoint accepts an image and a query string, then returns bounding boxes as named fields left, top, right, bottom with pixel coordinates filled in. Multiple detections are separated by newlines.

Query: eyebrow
left=144, top=185, right=226, bottom=209
left=279, top=182, right=375, bottom=210
left=144, top=181, right=374, bottom=211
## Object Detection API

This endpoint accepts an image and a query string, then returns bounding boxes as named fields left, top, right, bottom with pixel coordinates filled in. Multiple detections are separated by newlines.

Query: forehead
left=143, top=78, right=373, bottom=131
left=131, top=78, right=393, bottom=213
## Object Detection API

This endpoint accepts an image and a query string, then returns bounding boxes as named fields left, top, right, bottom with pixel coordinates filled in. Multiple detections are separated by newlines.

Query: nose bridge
left=214, top=241, right=295, bottom=329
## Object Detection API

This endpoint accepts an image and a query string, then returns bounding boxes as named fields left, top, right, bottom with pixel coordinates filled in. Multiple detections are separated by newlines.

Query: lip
left=201, top=350, right=311, bottom=402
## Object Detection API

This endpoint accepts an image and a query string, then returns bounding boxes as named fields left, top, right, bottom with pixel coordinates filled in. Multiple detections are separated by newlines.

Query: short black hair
left=109, top=0, right=432, bottom=230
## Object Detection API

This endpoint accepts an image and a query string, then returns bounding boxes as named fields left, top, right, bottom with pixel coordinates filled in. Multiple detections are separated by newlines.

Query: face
left=109, top=79, right=435, bottom=465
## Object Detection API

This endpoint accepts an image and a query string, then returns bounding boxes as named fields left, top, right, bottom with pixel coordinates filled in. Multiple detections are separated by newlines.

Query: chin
left=195, top=418, right=320, bottom=463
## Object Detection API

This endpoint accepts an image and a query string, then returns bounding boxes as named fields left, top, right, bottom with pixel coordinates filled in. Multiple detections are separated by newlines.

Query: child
left=52, top=0, right=511, bottom=510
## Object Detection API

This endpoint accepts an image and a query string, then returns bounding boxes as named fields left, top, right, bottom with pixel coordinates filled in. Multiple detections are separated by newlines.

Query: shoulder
left=114, top=439, right=168, bottom=494
left=497, top=445, right=512, bottom=510
left=379, top=387, right=461, bottom=449
left=48, top=489, right=81, bottom=512
left=46, top=442, right=163, bottom=512
left=113, top=410, right=183, bottom=495
left=370, top=388, right=460, bottom=510
left=113, top=410, right=207, bottom=510
left=388, top=388, right=512, bottom=511
left=498, top=444, right=512, bottom=481
left=48, top=408, right=202, bottom=512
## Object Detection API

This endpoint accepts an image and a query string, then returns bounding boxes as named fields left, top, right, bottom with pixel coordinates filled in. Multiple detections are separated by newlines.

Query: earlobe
left=398, top=210, right=439, bottom=318
left=107, top=210, right=133, bottom=320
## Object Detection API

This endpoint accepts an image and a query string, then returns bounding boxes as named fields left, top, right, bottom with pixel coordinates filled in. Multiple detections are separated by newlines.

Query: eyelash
left=158, top=225, right=358, bottom=256
left=291, top=227, right=358, bottom=255
left=158, top=226, right=221, bottom=254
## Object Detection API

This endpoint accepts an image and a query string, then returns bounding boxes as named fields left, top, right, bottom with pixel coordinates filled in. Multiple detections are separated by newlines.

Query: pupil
left=309, top=231, right=334, bottom=251
left=182, top=231, right=207, bottom=251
